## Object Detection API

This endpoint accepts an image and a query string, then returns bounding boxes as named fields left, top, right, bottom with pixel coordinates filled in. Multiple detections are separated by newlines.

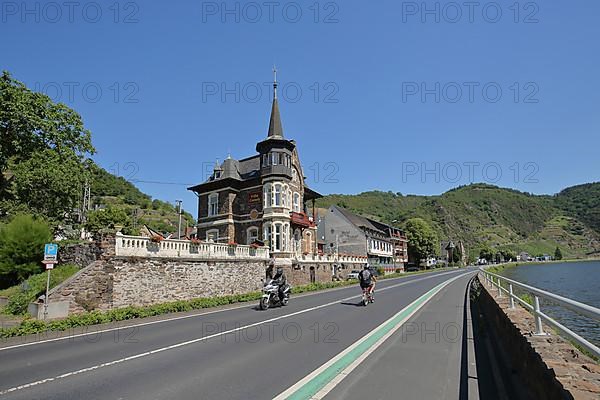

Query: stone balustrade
left=115, top=233, right=270, bottom=260
left=295, top=253, right=367, bottom=264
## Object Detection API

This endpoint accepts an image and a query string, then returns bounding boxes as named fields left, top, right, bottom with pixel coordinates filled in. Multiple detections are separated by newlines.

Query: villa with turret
left=188, top=75, right=322, bottom=261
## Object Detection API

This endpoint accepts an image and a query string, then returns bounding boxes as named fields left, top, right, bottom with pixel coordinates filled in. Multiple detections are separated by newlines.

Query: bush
left=0, top=214, right=52, bottom=288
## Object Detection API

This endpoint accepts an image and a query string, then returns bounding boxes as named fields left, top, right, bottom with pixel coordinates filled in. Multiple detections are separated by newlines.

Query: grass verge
left=0, top=265, right=80, bottom=316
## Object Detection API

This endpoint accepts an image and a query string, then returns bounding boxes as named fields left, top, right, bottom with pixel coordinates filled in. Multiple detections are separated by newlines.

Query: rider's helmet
left=276, top=267, right=283, bottom=274
left=363, top=264, right=369, bottom=270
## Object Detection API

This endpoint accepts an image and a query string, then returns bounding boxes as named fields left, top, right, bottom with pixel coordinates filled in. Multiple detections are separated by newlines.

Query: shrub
left=0, top=214, right=52, bottom=288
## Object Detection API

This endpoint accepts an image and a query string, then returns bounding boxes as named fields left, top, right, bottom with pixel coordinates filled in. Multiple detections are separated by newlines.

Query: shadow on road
left=340, top=301, right=364, bottom=307
left=466, top=278, right=532, bottom=400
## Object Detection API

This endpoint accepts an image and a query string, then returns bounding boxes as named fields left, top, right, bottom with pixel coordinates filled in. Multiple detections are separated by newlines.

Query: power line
left=129, top=179, right=195, bottom=186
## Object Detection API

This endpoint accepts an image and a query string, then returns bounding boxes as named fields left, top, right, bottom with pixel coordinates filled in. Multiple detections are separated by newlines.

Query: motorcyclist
left=272, top=267, right=288, bottom=301
left=358, top=264, right=377, bottom=301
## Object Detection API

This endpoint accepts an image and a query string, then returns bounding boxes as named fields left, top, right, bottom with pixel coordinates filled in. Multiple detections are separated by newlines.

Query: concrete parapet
left=476, top=276, right=600, bottom=400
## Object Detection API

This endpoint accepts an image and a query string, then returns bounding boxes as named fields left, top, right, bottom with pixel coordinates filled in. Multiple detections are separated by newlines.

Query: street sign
left=44, top=243, right=58, bottom=262
left=42, top=243, right=58, bottom=320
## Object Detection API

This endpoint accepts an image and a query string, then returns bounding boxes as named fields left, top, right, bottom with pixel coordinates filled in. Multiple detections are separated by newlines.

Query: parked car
left=406, top=264, right=420, bottom=272
left=346, top=270, right=361, bottom=280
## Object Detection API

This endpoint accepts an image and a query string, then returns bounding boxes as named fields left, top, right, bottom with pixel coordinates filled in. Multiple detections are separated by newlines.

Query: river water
left=500, top=260, right=600, bottom=346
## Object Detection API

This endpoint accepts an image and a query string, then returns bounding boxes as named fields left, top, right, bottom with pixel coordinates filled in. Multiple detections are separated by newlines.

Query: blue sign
left=44, top=243, right=58, bottom=259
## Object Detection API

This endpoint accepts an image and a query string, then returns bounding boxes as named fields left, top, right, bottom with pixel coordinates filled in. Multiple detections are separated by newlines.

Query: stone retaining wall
left=111, top=258, right=267, bottom=308
left=47, top=235, right=363, bottom=315
left=58, top=242, right=102, bottom=268
left=49, top=257, right=269, bottom=313
left=477, top=276, right=600, bottom=400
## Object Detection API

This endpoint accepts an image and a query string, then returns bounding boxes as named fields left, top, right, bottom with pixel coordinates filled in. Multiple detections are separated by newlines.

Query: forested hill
left=316, top=183, right=600, bottom=260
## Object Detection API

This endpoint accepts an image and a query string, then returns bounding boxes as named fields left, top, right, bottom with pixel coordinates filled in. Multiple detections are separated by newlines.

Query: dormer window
left=214, top=171, right=221, bottom=179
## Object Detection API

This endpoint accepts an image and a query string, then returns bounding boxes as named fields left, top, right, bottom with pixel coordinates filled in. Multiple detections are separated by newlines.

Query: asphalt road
left=0, top=268, right=479, bottom=400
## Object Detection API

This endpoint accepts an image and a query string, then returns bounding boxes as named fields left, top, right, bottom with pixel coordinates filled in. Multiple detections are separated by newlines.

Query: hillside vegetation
left=317, top=183, right=600, bottom=260
left=87, top=164, right=195, bottom=235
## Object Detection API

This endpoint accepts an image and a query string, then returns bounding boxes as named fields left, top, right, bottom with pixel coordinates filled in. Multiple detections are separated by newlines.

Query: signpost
left=43, top=244, right=59, bottom=320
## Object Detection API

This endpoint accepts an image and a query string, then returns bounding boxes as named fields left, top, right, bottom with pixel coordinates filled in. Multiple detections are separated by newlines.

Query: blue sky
left=2, top=0, right=599, bottom=214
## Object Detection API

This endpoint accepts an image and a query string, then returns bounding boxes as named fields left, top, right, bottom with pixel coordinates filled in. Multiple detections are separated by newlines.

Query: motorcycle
left=259, top=279, right=291, bottom=310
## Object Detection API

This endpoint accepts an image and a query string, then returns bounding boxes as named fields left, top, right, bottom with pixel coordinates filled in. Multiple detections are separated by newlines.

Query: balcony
left=260, top=164, right=292, bottom=179
left=290, top=211, right=315, bottom=228
left=115, top=233, right=270, bottom=260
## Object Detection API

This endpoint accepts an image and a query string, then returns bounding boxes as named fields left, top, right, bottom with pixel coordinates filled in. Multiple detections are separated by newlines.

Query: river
left=499, top=260, right=600, bottom=347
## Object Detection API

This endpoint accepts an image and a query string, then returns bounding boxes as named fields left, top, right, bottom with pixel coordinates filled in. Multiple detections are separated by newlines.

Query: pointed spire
left=273, top=65, right=278, bottom=99
left=267, top=66, right=284, bottom=138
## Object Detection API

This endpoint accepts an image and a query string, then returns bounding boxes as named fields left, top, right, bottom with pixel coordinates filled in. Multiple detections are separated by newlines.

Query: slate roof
left=267, top=96, right=284, bottom=138
left=332, top=205, right=404, bottom=237
left=333, top=205, right=387, bottom=234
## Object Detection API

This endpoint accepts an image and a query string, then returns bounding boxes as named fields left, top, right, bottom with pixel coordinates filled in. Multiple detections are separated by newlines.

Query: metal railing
left=479, top=267, right=600, bottom=359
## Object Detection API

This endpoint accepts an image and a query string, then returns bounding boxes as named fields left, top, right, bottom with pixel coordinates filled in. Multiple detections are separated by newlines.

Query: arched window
left=293, top=193, right=300, bottom=212
left=305, top=231, right=312, bottom=254
left=263, top=183, right=272, bottom=208
left=294, top=228, right=301, bottom=254
left=282, top=185, right=289, bottom=208
left=274, top=223, right=282, bottom=251
left=263, top=223, right=272, bottom=249
left=282, top=223, right=289, bottom=252
left=274, top=184, right=282, bottom=206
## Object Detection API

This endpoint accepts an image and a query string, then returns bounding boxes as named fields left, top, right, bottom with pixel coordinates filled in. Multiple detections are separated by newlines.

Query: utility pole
left=80, top=180, right=91, bottom=239
left=132, top=208, right=139, bottom=232
left=80, top=179, right=91, bottom=223
left=176, top=200, right=183, bottom=239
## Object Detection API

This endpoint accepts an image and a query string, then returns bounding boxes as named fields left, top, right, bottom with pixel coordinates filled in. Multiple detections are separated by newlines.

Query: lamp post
left=391, top=220, right=398, bottom=272
left=176, top=200, right=183, bottom=239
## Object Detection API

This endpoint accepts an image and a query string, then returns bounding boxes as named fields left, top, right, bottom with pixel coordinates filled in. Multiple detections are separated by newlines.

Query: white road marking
left=0, top=271, right=465, bottom=396
left=274, top=273, right=469, bottom=400
left=0, top=270, right=459, bottom=352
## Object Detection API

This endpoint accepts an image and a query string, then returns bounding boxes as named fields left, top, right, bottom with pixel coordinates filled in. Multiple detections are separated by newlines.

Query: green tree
left=85, top=207, right=131, bottom=234
left=479, top=245, right=495, bottom=262
left=499, top=249, right=516, bottom=262
left=9, top=149, right=89, bottom=219
left=0, top=214, right=52, bottom=288
left=554, top=246, right=563, bottom=260
left=0, top=71, right=94, bottom=178
left=452, top=245, right=462, bottom=264
left=405, top=218, right=437, bottom=264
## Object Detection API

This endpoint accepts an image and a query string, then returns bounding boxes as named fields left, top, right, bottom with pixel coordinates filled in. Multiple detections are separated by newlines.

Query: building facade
left=188, top=78, right=321, bottom=260
left=318, top=205, right=408, bottom=269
